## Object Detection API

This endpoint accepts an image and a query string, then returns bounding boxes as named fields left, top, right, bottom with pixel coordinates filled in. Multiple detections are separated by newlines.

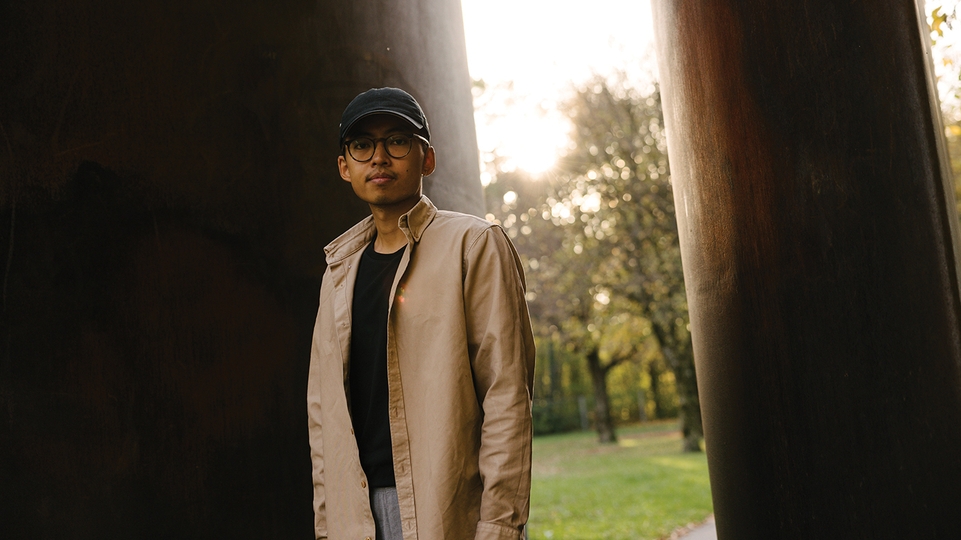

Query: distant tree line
left=479, top=73, right=703, bottom=451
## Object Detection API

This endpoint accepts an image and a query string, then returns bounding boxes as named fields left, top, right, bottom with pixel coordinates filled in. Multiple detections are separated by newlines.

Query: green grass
left=528, top=421, right=713, bottom=540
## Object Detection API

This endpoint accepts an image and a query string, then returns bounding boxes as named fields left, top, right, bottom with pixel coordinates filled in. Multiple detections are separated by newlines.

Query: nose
left=370, top=139, right=392, bottom=165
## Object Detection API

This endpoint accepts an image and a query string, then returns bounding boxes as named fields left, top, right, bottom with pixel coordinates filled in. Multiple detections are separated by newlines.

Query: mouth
left=366, top=170, right=396, bottom=184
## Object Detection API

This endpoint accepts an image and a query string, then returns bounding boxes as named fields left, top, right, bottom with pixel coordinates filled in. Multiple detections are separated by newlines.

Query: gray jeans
left=370, top=487, right=404, bottom=540
left=369, top=487, right=529, bottom=539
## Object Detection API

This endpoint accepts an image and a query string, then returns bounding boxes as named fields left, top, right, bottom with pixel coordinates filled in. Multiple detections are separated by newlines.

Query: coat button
left=361, top=480, right=367, bottom=488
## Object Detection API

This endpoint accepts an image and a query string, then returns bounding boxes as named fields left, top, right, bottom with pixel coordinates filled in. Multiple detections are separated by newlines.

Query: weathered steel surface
left=0, top=1, right=479, bottom=538
left=653, top=1, right=961, bottom=537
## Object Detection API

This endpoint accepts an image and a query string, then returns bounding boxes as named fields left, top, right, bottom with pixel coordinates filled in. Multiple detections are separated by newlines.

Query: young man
left=307, top=87, right=535, bottom=540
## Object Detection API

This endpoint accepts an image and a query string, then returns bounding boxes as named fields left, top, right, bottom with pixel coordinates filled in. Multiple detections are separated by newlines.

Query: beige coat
left=307, top=196, right=535, bottom=540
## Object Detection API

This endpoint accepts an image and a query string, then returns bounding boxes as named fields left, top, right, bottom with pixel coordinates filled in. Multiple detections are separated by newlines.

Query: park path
left=676, top=516, right=716, bottom=540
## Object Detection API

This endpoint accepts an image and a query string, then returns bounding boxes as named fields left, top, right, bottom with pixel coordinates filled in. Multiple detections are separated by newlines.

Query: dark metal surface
left=653, top=0, right=961, bottom=537
left=0, top=1, right=479, bottom=538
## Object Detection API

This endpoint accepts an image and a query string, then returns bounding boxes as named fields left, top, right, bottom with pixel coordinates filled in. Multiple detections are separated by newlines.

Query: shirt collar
left=324, top=195, right=437, bottom=264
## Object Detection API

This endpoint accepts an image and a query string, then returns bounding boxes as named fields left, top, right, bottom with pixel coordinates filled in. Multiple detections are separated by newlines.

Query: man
left=307, top=87, right=535, bottom=540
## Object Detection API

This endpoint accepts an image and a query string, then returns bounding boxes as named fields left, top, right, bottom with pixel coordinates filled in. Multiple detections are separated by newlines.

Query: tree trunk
left=648, top=359, right=661, bottom=420
left=662, top=344, right=703, bottom=452
left=653, top=323, right=703, bottom=451
left=586, top=347, right=617, bottom=443
left=548, top=339, right=563, bottom=428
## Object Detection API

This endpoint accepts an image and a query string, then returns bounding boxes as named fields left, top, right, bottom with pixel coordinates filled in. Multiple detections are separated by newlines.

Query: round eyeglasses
left=344, top=133, right=429, bottom=162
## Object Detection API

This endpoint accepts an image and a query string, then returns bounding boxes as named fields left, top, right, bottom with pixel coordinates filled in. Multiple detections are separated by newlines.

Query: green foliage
left=531, top=339, right=591, bottom=435
left=528, top=422, right=712, bottom=539
left=528, top=336, right=678, bottom=436
left=929, top=1, right=961, bottom=226
left=932, top=5, right=952, bottom=40
left=483, top=74, right=701, bottom=447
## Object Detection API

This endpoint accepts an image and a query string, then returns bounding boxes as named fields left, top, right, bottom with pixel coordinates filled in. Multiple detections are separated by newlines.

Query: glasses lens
left=347, top=135, right=415, bottom=162
left=385, top=135, right=412, bottom=159
left=348, top=138, right=374, bottom=162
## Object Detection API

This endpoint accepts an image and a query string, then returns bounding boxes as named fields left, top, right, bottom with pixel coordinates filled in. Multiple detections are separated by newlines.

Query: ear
left=422, top=146, right=436, bottom=177
left=338, top=155, right=351, bottom=182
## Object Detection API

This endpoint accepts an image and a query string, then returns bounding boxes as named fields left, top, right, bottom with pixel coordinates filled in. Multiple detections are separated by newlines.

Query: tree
left=485, top=167, right=635, bottom=443
left=549, top=73, right=703, bottom=451
left=482, top=73, right=703, bottom=450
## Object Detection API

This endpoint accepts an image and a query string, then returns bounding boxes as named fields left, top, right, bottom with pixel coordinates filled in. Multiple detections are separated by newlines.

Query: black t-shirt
left=349, top=240, right=405, bottom=488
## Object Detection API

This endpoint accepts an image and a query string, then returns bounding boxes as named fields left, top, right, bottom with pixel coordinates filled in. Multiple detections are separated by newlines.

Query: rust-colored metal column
left=0, top=1, right=479, bottom=538
left=653, top=1, right=961, bottom=537
left=331, top=2, right=484, bottom=215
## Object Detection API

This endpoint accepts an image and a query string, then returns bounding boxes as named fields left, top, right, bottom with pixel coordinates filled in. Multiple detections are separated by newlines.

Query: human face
left=338, top=114, right=435, bottom=213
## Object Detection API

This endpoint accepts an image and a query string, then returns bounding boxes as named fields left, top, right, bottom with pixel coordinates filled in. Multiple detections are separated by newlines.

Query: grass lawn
left=528, top=421, right=713, bottom=540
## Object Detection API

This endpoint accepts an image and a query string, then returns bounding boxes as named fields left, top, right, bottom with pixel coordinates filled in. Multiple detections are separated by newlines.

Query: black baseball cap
left=339, top=87, right=431, bottom=144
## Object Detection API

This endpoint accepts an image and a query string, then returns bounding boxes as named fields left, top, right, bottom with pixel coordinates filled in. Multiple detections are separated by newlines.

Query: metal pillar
left=0, top=1, right=480, bottom=538
left=653, top=0, right=961, bottom=537
left=329, top=2, right=485, bottom=215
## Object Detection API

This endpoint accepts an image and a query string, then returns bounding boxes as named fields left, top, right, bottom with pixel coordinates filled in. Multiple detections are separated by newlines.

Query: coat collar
left=324, top=195, right=437, bottom=265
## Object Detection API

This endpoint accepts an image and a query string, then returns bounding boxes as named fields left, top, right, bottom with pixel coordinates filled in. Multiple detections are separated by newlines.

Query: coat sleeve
left=463, top=226, right=536, bottom=540
left=307, top=300, right=328, bottom=540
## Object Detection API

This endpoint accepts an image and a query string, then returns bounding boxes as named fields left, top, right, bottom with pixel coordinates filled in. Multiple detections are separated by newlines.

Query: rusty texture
left=653, top=0, right=961, bottom=537
left=0, top=1, right=480, bottom=538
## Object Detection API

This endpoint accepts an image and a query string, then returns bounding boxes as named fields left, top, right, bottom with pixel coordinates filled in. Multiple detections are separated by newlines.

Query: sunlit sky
left=460, top=0, right=656, bottom=177
left=461, top=0, right=961, bottom=178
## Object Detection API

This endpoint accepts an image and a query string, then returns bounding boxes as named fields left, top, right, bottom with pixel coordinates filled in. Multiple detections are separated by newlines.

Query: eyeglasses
left=344, top=133, right=429, bottom=162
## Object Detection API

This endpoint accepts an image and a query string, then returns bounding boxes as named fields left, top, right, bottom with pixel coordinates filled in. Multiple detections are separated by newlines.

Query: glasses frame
left=344, top=133, right=430, bottom=163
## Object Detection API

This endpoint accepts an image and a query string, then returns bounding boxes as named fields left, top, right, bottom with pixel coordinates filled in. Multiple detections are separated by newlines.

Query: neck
left=369, top=197, right=419, bottom=253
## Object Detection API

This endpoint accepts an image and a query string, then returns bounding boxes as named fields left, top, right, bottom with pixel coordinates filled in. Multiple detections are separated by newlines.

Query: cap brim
left=341, top=110, right=425, bottom=142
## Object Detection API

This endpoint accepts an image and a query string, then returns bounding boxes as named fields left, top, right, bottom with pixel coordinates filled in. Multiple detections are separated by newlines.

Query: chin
left=368, top=192, right=421, bottom=207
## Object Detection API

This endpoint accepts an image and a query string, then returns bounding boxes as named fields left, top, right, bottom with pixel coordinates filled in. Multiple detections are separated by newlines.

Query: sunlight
left=462, top=0, right=656, bottom=181
left=594, top=290, right=611, bottom=305
left=550, top=201, right=571, bottom=221
left=498, top=114, right=568, bottom=176
left=576, top=191, right=602, bottom=213
left=461, top=0, right=655, bottom=89
left=472, top=90, right=570, bottom=179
